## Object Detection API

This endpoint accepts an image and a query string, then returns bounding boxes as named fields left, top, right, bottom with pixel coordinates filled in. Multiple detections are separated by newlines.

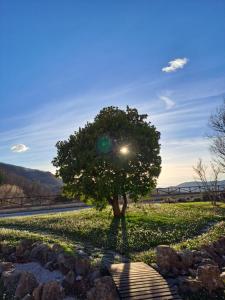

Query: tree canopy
left=53, top=106, right=161, bottom=216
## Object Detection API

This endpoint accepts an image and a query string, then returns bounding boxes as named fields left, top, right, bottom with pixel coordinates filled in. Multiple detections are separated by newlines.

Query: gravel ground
left=14, top=262, right=64, bottom=283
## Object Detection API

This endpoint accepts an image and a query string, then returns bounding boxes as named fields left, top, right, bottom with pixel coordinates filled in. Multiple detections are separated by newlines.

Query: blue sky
left=0, top=0, right=225, bottom=186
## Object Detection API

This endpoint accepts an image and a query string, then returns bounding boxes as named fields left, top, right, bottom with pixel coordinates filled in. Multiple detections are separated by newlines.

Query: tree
left=210, top=100, right=225, bottom=170
left=0, top=172, right=3, bottom=185
left=53, top=106, right=161, bottom=216
left=193, top=158, right=221, bottom=206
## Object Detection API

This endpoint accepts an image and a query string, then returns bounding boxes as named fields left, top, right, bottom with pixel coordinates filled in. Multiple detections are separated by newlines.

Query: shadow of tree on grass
left=101, top=216, right=130, bottom=267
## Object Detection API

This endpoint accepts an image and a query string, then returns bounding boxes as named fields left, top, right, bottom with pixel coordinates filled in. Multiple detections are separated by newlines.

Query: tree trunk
left=111, top=195, right=121, bottom=217
left=121, top=194, right=127, bottom=217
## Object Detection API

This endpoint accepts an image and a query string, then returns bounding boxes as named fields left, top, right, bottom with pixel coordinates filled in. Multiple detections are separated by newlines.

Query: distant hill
left=0, top=162, right=62, bottom=196
left=176, top=180, right=225, bottom=188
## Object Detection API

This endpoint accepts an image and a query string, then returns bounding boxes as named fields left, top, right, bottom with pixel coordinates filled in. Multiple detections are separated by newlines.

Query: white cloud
left=160, top=95, right=175, bottom=110
left=11, top=144, right=29, bottom=153
left=162, top=58, right=188, bottom=73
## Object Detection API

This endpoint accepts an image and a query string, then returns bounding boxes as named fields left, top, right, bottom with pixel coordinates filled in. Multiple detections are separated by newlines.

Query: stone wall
left=0, top=240, right=119, bottom=300
left=155, top=237, right=225, bottom=298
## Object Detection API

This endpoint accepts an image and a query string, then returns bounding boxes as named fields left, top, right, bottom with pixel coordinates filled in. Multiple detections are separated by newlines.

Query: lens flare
left=120, top=146, right=129, bottom=155
left=97, top=136, right=112, bottom=154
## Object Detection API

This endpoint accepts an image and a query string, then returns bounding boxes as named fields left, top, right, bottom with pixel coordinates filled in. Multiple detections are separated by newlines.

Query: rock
left=30, top=243, right=54, bottom=265
left=1, top=269, right=23, bottom=294
left=0, top=262, right=14, bottom=275
left=220, top=271, right=225, bottom=281
left=88, top=270, right=101, bottom=285
left=57, top=253, right=75, bottom=275
left=33, top=283, right=43, bottom=300
left=201, top=244, right=224, bottom=266
left=62, top=270, right=76, bottom=295
left=77, top=249, right=87, bottom=256
left=74, top=256, right=90, bottom=276
left=15, top=271, right=38, bottom=298
left=166, top=277, right=179, bottom=287
left=199, top=249, right=211, bottom=259
left=22, top=294, right=33, bottom=300
left=75, top=275, right=82, bottom=281
left=87, top=276, right=119, bottom=300
left=44, top=260, right=56, bottom=271
left=16, top=239, right=33, bottom=257
left=41, top=281, right=64, bottom=300
left=197, top=264, right=224, bottom=293
left=33, top=281, right=64, bottom=300
left=52, top=244, right=64, bottom=254
left=178, top=277, right=202, bottom=294
left=150, top=263, right=159, bottom=272
left=179, top=249, right=194, bottom=269
left=198, top=258, right=218, bottom=267
left=74, top=278, right=87, bottom=298
left=156, top=245, right=182, bottom=274
left=1, top=244, right=15, bottom=256
left=188, top=268, right=197, bottom=277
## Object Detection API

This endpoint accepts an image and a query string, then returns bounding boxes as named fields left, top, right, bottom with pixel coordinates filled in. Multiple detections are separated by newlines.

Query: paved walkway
left=0, top=205, right=90, bottom=218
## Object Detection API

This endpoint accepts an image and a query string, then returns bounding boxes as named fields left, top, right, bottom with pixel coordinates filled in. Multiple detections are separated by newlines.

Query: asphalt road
left=0, top=205, right=90, bottom=218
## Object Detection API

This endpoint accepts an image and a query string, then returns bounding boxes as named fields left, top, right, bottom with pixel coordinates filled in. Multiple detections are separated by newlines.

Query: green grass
left=0, top=202, right=225, bottom=262
left=0, top=227, right=75, bottom=254
left=132, top=220, right=225, bottom=264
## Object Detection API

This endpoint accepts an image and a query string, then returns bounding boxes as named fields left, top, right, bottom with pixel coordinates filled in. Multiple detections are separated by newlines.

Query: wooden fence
left=0, top=195, right=79, bottom=210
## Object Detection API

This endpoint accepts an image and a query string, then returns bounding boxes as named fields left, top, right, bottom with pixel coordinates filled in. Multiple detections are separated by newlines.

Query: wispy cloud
left=1, top=78, right=224, bottom=185
left=162, top=58, right=188, bottom=73
left=11, top=144, right=29, bottom=153
left=160, top=95, right=175, bottom=110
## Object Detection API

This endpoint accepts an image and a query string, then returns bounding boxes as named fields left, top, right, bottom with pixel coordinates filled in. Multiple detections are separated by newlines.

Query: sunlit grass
left=0, top=202, right=225, bottom=260
left=132, top=220, right=225, bottom=264
left=0, top=227, right=75, bottom=254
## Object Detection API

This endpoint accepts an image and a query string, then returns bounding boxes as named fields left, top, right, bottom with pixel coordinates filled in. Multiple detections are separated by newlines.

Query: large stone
left=33, top=281, right=64, bottom=300
left=74, top=256, right=90, bottom=276
left=62, top=270, right=76, bottom=295
left=52, top=244, right=64, bottom=254
left=1, top=269, right=23, bottom=294
left=201, top=244, right=224, bottom=266
left=33, top=283, right=43, bottom=300
left=30, top=243, right=54, bottom=265
left=198, top=258, right=218, bottom=267
left=212, top=240, right=225, bottom=256
left=15, top=271, right=38, bottom=298
left=57, top=253, right=75, bottom=275
left=0, top=262, right=14, bottom=275
left=220, top=271, right=225, bottom=282
left=156, top=245, right=182, bottom=274
left=197, top=264, right=224, bottom=293
left=178, top=277, right=202, bottom=294
left=179, top=249, right=194, bottom=269
left=44, top=260, right=57, bottom=272
left=88, top=269, right=102, bottom=285
left=22, top=294, right=33, bottom=300
left=74, top=277, right=87, bottom=298
left=1, top=244, right=15, bottom=256
left=16, top=239, right=33, bottom=258
left=86, top=276, right=119, bottom=300
left=41, top=281, right=64, bottom=300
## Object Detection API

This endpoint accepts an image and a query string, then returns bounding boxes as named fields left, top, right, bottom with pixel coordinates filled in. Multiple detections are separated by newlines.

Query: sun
left=120, top=146, right=129, bottom=155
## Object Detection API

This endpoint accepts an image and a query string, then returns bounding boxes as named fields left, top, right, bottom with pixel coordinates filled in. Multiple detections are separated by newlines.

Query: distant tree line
left=0, top=167, right=55, bottom=197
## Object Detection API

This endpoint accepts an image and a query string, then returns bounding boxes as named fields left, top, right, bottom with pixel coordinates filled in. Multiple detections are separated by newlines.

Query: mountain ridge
left=175, top=180, right=225, bottom=188
left=0, top=162, right=62, bottom=195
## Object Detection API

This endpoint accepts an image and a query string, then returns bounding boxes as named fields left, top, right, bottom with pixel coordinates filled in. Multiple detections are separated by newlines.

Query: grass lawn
left=0, top=202, right=225, bottom=263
